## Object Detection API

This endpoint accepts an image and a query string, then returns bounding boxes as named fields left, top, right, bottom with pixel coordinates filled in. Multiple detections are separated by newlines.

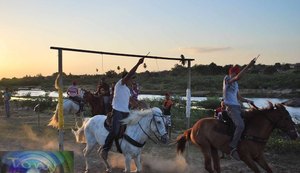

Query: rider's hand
left=138, top=57, right=144, bottom=65
left=249, top=58, right=256, bottom=66
left=248, top=100, right=254, bottom=105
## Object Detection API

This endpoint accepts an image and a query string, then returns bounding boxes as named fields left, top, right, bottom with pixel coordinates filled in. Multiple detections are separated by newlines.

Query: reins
left=244, top=106, right=286, bottom=144
left=137, top=114, right=167, bottom=144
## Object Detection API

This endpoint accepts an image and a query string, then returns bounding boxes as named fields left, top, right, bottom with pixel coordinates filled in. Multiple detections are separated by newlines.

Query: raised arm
left=228, top=56, right=258, bottom=83
left=122, top=57, right=144, bottom=84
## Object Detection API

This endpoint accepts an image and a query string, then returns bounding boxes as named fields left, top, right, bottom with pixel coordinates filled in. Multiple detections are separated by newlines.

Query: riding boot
left=101, top=132, right=115, bottom=160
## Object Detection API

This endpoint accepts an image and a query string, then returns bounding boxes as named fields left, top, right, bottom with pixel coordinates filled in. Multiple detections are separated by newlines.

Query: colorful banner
left=0, top=151, right=73, bottom=173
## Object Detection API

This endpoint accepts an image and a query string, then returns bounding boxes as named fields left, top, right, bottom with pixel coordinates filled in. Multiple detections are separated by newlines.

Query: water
left=13, top=89, right=300, bottom=124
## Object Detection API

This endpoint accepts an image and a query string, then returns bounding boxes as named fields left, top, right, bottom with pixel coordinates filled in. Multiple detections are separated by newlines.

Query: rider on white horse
left=100, top=57, right=145, bottom=160
left=67, top=80, right=84, bottom=114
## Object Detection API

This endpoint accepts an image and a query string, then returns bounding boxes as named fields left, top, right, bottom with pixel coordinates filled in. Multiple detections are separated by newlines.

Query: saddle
left=103, top=112, right=127, bottom=153
left=215, top=111, right=245, bottom=139
left=68, top=97, right=84, bottom=114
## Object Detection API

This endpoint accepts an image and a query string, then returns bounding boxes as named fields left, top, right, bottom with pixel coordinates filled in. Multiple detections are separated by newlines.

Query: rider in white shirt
left=100, top=57, right=144, bottom=160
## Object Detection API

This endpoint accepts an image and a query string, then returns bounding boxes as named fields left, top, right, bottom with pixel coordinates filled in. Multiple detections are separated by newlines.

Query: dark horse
left=177, top=103, right=299, bottom=173
left=82, top=90, right=105, bottom=116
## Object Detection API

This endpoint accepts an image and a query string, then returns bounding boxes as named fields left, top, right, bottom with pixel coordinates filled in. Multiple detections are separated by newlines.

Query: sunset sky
left=0, top=0, right=299, bottom=78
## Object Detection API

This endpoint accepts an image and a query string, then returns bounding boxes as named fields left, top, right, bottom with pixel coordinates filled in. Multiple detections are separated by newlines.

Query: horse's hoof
left=84, top=169, right=89, bottom=173
left=106, top=168, right=112, bottom=173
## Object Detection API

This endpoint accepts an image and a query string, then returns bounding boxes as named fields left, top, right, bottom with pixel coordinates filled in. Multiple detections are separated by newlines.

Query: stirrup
left=230, top=148, right=240, bottom=161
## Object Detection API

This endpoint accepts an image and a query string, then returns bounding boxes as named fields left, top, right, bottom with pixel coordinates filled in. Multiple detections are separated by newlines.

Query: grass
left=6, top=95, right=300, bottom=154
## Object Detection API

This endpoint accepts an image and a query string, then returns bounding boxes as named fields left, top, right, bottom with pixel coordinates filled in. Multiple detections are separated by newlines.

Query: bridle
left=138, top=112, right=167, bottom=144
left=244, top=108, right=297, bottom=143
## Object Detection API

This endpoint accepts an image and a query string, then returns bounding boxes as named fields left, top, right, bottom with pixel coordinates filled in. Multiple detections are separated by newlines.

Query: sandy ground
left=0, top=108, right=299, bottom=173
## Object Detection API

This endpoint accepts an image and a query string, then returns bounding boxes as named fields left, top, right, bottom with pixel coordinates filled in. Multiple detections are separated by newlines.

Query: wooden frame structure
left=50, top=46, right=194, bottom=151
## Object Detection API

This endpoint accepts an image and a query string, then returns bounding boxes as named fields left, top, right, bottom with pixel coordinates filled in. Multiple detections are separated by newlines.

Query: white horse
left=48, top=75, right=86, bottom=128
left=72, top=107, right=168, bottom=173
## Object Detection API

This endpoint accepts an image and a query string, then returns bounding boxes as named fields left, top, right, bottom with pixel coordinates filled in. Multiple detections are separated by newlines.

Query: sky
left=0, top=0, right=299, bottom=78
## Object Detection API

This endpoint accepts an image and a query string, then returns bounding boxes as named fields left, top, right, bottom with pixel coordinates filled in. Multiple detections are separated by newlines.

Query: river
left=13, top=89, right=300, bottom=124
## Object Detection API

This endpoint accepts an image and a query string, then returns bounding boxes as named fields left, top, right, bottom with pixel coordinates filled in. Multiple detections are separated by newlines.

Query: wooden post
left=58, top=49, right=64, bottom=151
left=34, top=104, right=40, bottom=130
left=185, top=60, right=192, bottom=162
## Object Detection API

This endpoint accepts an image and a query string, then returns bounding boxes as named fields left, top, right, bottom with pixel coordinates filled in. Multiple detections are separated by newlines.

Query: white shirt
left=223, top=75, right=240, bottom=106
left=112, top=79, right=131, bottom=112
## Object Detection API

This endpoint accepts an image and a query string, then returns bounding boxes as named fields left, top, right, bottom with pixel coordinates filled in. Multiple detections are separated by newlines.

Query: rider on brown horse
left=222, top=57, right=256, bottom=160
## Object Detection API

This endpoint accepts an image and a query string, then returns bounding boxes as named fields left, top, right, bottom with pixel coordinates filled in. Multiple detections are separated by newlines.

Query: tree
left=105, top=70, right=118, bottom=78
left=117, top=66, right=121, bottom=74
left=264, top=66, right=277, bottom=74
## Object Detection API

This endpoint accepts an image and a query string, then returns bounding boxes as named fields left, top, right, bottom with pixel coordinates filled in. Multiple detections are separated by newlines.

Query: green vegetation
left=0, top=63, right=299, bottom=98
left=266, top=127, right=300, bottom=154
left=11, top=96, right=56, bottom=112
left=6, top=94, right=300, bottom=154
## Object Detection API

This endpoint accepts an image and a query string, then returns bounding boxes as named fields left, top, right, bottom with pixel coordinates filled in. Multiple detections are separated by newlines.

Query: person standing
left=96, top=77, right=111, bottom=114
left=100, top=57, right=144, bottom=160
left=129, top=81, right=141, bottom=109
left=3, top=87, right=11, bottom=118
left=130, top=81, right=139, bottom=101
left=162, top=92, right=173, bottom=138
left=223, top=57, right=256, bottom=160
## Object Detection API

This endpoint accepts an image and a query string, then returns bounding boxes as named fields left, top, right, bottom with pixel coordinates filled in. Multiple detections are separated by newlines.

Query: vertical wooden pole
left=186, top=60, right=191, bottom=128
left=185, top=60, right=192, bottom=162
left=58, top=49, right=64, bottom=151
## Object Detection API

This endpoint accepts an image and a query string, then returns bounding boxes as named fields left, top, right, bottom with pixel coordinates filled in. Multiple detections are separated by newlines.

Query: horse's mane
left=247, top=101, right=286, bottom=116
left=122, top=108, right=154, bottom=125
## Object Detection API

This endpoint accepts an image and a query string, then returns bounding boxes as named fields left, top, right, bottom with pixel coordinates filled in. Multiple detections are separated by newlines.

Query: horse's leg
left=101, top=157, right=112, bottom=173
left=211, top=147, right=220, bottom=173
left=74, top=114, right=79, bottom=128
left=200, top=146, right=214, bottom=173
left=124, top=154, right=132, bottom=173
left=242, top=156, right=261, bottom=173
left=255, top=155, right=273, bottom=173
left=83, top=141, right=96, bottom=173
left=133, top=154, right=142, bottom=173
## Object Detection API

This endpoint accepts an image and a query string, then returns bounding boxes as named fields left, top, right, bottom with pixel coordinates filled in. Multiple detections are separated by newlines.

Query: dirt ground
left=0, top=108, right=299, bottom=173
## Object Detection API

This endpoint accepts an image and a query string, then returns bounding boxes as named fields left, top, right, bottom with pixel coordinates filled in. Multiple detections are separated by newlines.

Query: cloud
left=179, top=46, right=232, bottom=54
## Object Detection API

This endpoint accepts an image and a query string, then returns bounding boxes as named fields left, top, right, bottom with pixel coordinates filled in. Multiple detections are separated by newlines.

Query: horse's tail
left=72, top=118, right=90, bottom=143
left=49, top=74, right=62, bottom=128
left=176, top=128, right=192, bottom=154
left=55, top=74, right=60, bottom=90
left=48, top=107, right=59, bottom=128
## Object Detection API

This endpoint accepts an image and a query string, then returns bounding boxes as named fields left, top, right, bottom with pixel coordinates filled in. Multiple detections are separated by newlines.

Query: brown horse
left=176, top=103, right=299, bottom=173
left=82, top=90, right=105, bottom=116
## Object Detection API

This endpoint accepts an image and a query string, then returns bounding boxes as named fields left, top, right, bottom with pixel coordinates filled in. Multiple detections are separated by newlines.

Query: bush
left=266, top=127, right=300, bottom=154
left=194, top=97, right=221, bottom=109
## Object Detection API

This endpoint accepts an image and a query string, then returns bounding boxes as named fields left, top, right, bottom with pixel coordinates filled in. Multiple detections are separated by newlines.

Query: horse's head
left=265, top=103, right=298, bottom=140
left=150, top=107, right=168, bottom=144
left=82, top=89, right=92, bottom=103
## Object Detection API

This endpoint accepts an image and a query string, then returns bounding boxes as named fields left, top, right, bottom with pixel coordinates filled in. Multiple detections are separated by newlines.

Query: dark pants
left=70, top=96, right=84, bottom=111
left=103, top=96, right=110, bottom=114
left=5, top=101, right=10, bottom=118
left=102, top=109, right=129, bottom=151
left=227, top=105, right=244, bottom=148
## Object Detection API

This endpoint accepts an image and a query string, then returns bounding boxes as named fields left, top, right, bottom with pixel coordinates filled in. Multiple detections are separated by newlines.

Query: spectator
left=96, top=77, right=110, bottom=114
left=3, top=87, right=11, bottom=118
left=162, top=92, right=173, bottom=138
